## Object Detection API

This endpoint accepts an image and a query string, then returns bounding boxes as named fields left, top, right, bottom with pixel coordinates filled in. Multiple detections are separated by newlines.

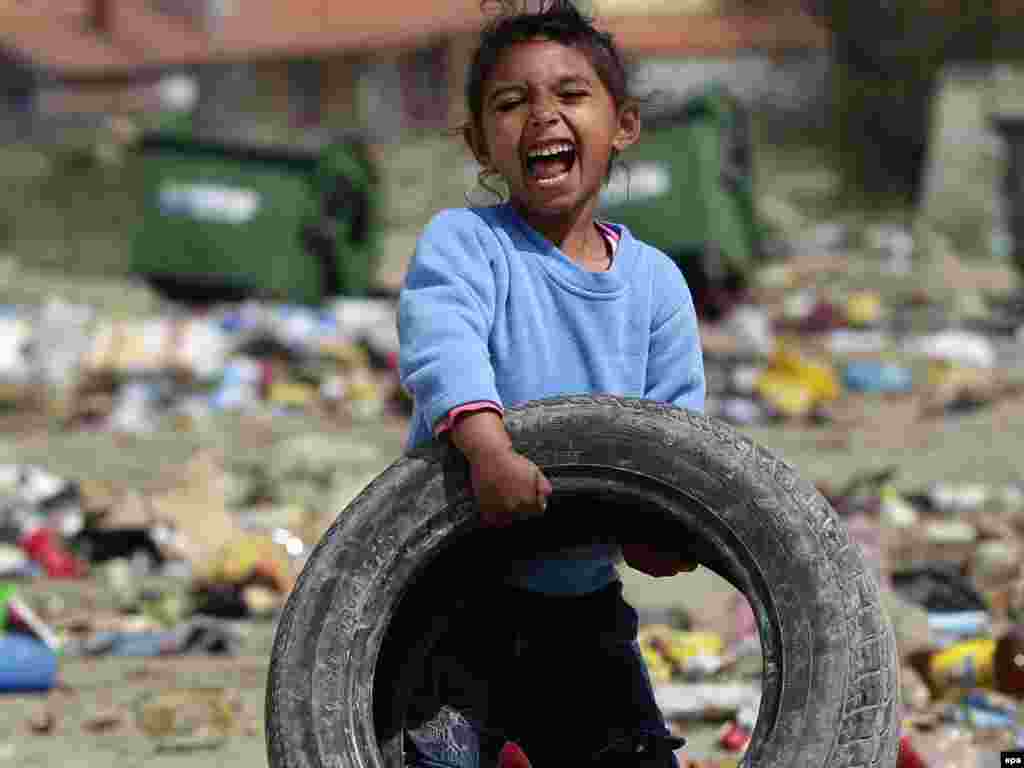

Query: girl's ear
left=463, top=122, right=490, bottom=167
left=612, top=102, right=641, bottom=152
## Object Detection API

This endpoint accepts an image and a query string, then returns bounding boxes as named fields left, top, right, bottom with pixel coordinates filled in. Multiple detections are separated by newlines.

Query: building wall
left=250, top=58, right=293, bottom=125
left=629, top=49, right=832, bottom=138
left=34, top=77, right=166, bottom=116
left=191, top=55, right=365, bottom=142
left=192, top=62, right=254, bottom=140
left=398, top=43, right=449, bottom=133
left=191, top=59, right=293, bottom=142
left=352, top=53, right=403, bottom=143
left=592, top=0, right=723, bottom=13
left=352, top=41, right=451, bottom=143
left=919, top=64, right=1009, bottom=260
left=445, top=31, right=476, bottom=131
left=322, top=53, right=360, bottom=131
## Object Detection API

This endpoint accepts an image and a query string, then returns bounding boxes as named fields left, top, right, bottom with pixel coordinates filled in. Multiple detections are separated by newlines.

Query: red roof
left=1, top=0, right=487, bottom=77
left=1, top=0, right=828, bottom=79
left=601, top=12, right=829, bottom=56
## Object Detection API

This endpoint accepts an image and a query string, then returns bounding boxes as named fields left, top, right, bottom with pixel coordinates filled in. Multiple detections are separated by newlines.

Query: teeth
left=527, top=143, right=574, bottom=158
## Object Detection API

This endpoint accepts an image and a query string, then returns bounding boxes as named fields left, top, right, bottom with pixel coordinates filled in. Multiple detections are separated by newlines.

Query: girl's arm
left=434, top=401, right=503, bottom=437
left=397, top=211, right=551, bottom=524
left=398, top=211, right=504, bottom=430
left=450, top=408, right=552, bottom=526
left=644, top=254, right=706, bottom=413
left=449, top=408, right=513, bottom=463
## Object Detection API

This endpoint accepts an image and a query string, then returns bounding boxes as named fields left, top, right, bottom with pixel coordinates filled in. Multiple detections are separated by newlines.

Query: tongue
left=530, top=155, right=571, bottom=179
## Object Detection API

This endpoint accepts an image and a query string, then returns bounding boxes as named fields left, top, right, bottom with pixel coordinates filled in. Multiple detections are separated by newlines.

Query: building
left=0, top=0, right=484, bottom=143
left=1, top=0, right=828, bottom=145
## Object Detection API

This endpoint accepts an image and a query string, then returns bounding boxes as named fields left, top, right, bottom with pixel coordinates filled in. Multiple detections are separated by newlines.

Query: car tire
left=266, top=395, right=900, bottom=768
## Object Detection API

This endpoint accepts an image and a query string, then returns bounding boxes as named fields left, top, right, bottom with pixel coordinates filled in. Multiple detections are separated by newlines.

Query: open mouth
left=525, top=141, right=576, bottom=185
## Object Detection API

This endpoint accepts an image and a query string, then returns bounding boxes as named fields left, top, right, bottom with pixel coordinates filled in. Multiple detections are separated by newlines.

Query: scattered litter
left=1, top=210, right=1023, bottom=767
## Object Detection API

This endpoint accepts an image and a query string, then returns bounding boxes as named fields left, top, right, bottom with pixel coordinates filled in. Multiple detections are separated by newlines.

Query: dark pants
left=404, top=579, right=683, bottom=768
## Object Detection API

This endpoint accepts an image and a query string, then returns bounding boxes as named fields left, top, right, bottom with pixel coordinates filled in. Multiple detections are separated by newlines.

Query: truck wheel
left=266, top=395, right=900, bottom=768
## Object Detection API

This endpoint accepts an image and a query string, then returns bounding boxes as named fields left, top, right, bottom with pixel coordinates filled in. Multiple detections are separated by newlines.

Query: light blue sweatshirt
left=398, top=202, right=705, bottom=594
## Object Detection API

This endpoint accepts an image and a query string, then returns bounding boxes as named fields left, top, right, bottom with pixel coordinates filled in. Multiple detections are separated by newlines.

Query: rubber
left=266, top=395, right=900, bottom=768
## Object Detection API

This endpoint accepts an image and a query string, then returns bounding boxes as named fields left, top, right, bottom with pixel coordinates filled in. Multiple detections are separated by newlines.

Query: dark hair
left=464, top=1, right=634, bottom=199
left=467, top=1, right=631, bottom=125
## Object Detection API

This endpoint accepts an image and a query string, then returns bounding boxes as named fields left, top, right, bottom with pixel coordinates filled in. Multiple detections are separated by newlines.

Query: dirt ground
left=4, top=126, right=1022, bottom=765
left=2, top=385, right=1022, bottom=766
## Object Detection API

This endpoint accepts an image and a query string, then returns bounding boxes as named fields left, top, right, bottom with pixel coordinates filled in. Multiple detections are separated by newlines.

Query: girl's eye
left=496, top=100, right=522, bottom=112
left=561, top=91, right=588, bottom=101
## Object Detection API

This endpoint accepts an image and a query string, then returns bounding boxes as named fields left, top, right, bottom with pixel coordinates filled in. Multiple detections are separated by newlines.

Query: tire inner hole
left=372, top=490, right=765, bottom=765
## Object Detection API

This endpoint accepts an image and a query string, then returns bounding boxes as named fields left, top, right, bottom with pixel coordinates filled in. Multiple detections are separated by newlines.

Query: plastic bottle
left=842, top=360, right=913, bottom=393
left=17, top=524, right=87, bottom=579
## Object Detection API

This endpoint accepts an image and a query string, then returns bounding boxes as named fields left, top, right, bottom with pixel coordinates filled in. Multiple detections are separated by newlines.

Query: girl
left=398, top=2, right=706, bottom=766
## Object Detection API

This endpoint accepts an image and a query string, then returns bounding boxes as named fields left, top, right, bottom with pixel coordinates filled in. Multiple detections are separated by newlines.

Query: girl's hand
left=449, top=409, right=552, bottom=527
left=621, top=541, right=698, bottom=578
left=469, top=446, right=552, bottom=528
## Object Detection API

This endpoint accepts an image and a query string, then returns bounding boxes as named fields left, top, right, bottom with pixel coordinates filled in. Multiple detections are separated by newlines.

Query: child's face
left=469, top=38, right=639, bottom=221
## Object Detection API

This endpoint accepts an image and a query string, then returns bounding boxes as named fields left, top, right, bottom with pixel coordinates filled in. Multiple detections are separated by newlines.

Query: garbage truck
left=598, top=83, right=762, bottom=319
left=130, top=131, right=380, bottom=307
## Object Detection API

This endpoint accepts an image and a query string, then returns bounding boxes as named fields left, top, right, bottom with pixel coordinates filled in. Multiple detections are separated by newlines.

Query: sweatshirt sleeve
left=433, top=400, right=503, bottom=437
left=398, top=211, right=503, bottom=430
left=644, top=253, right=706, bottom=412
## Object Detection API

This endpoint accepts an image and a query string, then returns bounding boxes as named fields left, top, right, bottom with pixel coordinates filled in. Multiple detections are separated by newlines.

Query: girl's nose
left=528, top=103, right=558, bottom=126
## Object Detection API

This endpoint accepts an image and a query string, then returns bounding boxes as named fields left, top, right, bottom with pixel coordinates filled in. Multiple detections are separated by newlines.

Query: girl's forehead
left=486, top=38, right=599, bottom=89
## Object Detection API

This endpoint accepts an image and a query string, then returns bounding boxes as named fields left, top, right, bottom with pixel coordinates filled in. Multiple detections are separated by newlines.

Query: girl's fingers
left=539, top=471, right=553, bottom=496
left=535, top=468, right=550, bottom=511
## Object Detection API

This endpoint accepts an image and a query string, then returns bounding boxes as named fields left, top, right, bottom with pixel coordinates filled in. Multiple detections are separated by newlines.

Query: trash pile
left=634, top=467, right=1024, bottom=768
left=643, top=222, right=1024, bottom=767
left=11, top=462, right=1024, bottom=764
left=0, top=414, right=392, bottom=752
left=877, top=477, right=1024, bottom=768
left=1, top=216, right=1023, bottom=764
left=0, top=295, right=409, bottom=434
left=0, top=427, right=390, bottom=676
left=700, top=223, right=1024, bottom=428
left=826, top=470, right=1024, bottom=768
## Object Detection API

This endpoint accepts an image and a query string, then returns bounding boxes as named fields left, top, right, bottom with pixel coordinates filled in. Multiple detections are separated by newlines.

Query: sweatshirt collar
left=498, top=202, right=630, bottom=297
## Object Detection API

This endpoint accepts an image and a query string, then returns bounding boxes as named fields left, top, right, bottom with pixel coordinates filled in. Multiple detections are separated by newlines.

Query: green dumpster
left=131, top=132, right=380, bottom=306
left=599, top=83, right=761, bottom=317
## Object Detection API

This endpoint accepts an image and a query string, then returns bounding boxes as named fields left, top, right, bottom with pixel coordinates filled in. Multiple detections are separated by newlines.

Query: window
left=289, top=59, right=324, bottom=128
left=399, top=44, right=448, bottom=131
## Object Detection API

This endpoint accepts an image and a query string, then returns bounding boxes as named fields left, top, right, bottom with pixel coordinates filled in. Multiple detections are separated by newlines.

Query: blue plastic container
left=842, top=360, right=913, bottom=393
left=0, top=634, right=58, bottom=692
